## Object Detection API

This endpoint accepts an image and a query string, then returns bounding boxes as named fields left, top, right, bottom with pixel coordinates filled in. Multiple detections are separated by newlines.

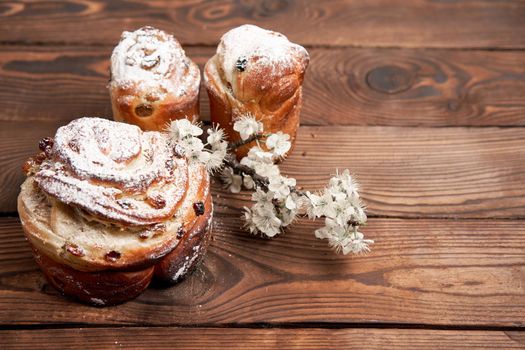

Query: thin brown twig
left=224, top=155, right=269, bottom=189
left=223, top=154, right=307, bottom=196
left=227, top=133, right=268, bottom=151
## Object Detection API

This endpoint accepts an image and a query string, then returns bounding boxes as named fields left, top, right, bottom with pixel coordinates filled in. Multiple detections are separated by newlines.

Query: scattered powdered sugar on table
left=171, top=245, right=201, bottom=282
left=89, top=297, right=106, bottom=306
left=217, top=24, right=308, bottom=85
left=110, top=26, right=191, bottom=98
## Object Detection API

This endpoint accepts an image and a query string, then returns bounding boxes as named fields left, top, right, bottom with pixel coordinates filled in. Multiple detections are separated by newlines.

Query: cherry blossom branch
left=167, top=116, right=372, bottom=255
left=224, top=155, right=364, bottom=233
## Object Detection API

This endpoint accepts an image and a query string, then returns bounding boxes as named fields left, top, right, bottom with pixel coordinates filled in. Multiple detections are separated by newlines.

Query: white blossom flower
left=285, top=194, right=296, bottom=210
left=241, top=154, right=280, bottom=178
left=330, top=169, right=359, bottom=198
left=305, top=191, right=336, bottom=219
left=278, top=206, right=297, bottom=227
left=354, top=205, right=367, bottom=224
left=220, top=168, right=242, bottom=193
left=239, top=156, right=254, bottom=168
left=243, top=174, right=254, bottom=189
left=266, top=131, right=291, bottom=157
left=308, top=172, right=371, bottom=255
left=207, top=126, right=225, bottom=147
left=233, top=115, right=263, bottom=141
left=195, top=148, right=210, bottom=164
left=314, top=218, right=341, bottom=240
left=294, top=194, right=311, bottom=215
left=211, top=141, right=228, bottom=155
left=167, top=120, right=227, bottom=172
left=206, top=147, right=227, bottom=171
left=327, top=228, right=352, bottom=254
left=178, top=133, right=224, bottom=170
left=242, top=207, right=258, bottom=234
left=327, top=185, right=348, bottom=202
left=179, top=136, right=204, bottom=154
left=244, top=187, right=289, bottom=236
left=253, top=162, right=280, bottom=178
left=251, top=201, right=282, bottom=237
left=169, top=118, right=202, bottom=140
left=332, top=203, right=356, bottom=227
left=252, top=188, right=274, bottom=203
left=268, top=175, right=296, bottom=200
left=322, top=198, right=352, bottom=224
left=315, top=221, right=372, bottom=255
left=344, top=230, right=374, bottom=255
left=246, top=146, right=274, bottom=164
left=240, top=146, right=281, bottom=179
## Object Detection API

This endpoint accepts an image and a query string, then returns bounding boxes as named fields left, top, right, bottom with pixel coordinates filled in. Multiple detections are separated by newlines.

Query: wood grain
left=1, top=327, right=524, bottom=349
left=1, top=1, right=525, bottom=48
left=2, top=121, right=525, bottom=218
left=1, top=0, right=524, bottom=342
left=1, top=46, right=525, bottom=127
left=1, top=215, right=524, bottom=327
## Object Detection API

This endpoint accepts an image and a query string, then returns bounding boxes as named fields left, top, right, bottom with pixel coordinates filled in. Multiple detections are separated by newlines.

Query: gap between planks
left=3, top=41, right=525, bottom=52
left=1, top=0, right=524, bottom=49
left=1, top=322, right=525, bottom=332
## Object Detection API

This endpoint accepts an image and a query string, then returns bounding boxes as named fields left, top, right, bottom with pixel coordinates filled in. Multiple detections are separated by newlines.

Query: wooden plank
left=1, top=327, right=524, bottom=349
left=0, top=216, right=524, bottom=327
left=2, top=121, right=525, bottom=217
left=1, top=45, right=525, bottom=126
left=1, top=1, right=525, bottom=48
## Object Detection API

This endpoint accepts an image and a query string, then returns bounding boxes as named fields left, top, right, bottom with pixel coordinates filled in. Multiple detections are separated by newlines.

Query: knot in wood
left=366, top=65, right=413, bottom=94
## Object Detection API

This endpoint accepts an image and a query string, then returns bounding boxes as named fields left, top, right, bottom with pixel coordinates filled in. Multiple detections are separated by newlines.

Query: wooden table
left=1, top=1, right=525, bottom=348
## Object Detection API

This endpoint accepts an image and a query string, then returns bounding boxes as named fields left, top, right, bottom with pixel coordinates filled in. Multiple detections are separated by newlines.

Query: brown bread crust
left=110, top=83, right=200, bottom=131
left=109, top=26, right=201, bottom=131
left=27, top=193, right=212, bottom=306
left=204, top=25, right=309, bottom=158
left=18, top=117, right=214, bottom=306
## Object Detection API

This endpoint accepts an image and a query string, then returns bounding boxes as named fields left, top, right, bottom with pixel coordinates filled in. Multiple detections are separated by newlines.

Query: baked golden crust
left=109, top=26, right=200, bottom=131
left=204, top=25, right=309, bottom=158
left=18, top=173, right=211, bottom=272
left=28, top=193, right=212, bottom=306
left=31, top=245, right=155, bottom=306
left=18, top=117, right=213, bottom=305
left=154, top=193, right=213, bottom=283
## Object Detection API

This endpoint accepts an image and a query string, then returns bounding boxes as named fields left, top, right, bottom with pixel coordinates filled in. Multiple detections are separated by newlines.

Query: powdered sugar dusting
left=217, top=24, right=308, bottom=86
left=90, top=297, right=106, bottom=306
left=110, top=26, right=197, bottom=98
left=52, top=118, right=169, bottom=190
left=20, top=121, right=211, bottom=271
left=35, top=117, right=189, bottom=226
